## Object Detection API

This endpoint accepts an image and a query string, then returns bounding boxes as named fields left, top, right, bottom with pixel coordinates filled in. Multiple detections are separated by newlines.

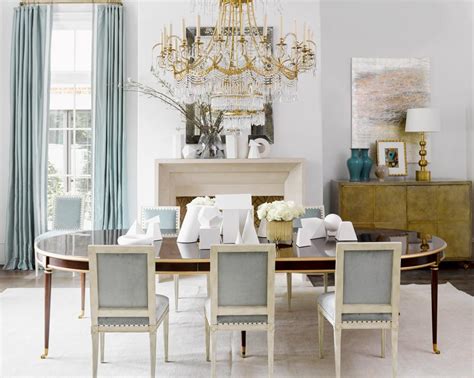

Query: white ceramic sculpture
left=177, top=204, right=202, bottom=243
left=241, top=210, right=259, bottom=244
left=118, top=217, right=161, bottom=245
left=235, top=231, right=243, bottom=244
left=302, top=217, right=327, bottom=239
left=199, top=227, right=221, bottom=249
left=215, top=194, right=253, bottom=243
left=295, top=227, right=312, bottom=247
left=248, top=140, right=261, bottom=159
left=254, top=137, right=271, bottom=158
left=324, top=214, right=343, bottom=237
left=182, top=144, right=197, bottom=159
left=197, top=206, right=222, bottom=229
left=335, top=221, right=358, bottom=241
left=238, top=128, right=251, bottom=158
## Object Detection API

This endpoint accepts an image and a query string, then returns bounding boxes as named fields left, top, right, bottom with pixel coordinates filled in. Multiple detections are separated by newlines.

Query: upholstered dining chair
left=287, top=205, right=327, bottom=309
left=35, top=194, right=84, bottom=276
left=141, top=206, right=182, bottom=311
left=88, top=245, right=169, bottom=378
left=317, top=242, right=402, bottom=378
left=205, top=244, right=276, bottom=378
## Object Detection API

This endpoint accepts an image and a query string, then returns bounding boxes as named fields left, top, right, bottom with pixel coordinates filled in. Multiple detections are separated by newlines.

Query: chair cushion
left=317, top=292, right=392, bottom=322
left=205, top=298, right=268, bottom=324
left=98, top=294, right=169, bottom=326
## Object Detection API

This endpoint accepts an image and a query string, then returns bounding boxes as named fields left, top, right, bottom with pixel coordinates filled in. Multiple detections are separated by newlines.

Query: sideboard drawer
left=340, top=186, right=374, bottom=224
left=407, top=186, right=438, bottom=222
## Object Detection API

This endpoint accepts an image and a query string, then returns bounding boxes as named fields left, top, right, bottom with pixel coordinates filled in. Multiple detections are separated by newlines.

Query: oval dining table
left=35, top=228, right=446, bottom=360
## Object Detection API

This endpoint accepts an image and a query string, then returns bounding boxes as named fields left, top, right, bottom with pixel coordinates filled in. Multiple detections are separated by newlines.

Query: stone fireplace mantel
left=155, top=158, right=305, bottom=206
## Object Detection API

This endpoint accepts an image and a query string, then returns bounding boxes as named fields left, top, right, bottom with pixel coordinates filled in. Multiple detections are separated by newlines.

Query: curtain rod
left=20, top=0, right=122, bottom=5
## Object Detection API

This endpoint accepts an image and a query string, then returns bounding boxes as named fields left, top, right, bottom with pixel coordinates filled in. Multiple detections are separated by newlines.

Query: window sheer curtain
left=4, top=5, right=51, bottom=270
left=93, top=4, right=127, bottom=230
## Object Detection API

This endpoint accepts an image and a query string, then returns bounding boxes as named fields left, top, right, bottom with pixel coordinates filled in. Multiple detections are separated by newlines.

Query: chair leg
left=323, top=273, right=328, bottom=293
left=334, top=327, right=342, bottom=378
left=381, top=329, right=386, bottom=358
left=392, top=327, right=399, bottom=378
left=318, top=307, right=324, bottom=359
left=211, top=329, right=217, bottom=378
left=286, top=273, right=292, bottom=310
left=206, top=274, right=211, bottom=297
left=91, top=330, right=99, bottom=378
left=267, top=327, right=275, bottom=378
left=205, top=316, right=210, bottom=362
left=150, top=330, right=157, bottom=378
left=174, top=274, right=179, bottom=311
left=100, top=333, right=105, bottom=363
left=163, top=314, right=169, bottom=362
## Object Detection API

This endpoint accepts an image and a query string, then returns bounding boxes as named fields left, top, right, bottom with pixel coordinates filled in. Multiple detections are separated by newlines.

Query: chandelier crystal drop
left=151, top=0, right=317, bottom=115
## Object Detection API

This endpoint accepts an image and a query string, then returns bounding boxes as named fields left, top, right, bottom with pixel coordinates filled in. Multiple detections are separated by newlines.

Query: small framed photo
left=376, top=140, right=407, bottom=176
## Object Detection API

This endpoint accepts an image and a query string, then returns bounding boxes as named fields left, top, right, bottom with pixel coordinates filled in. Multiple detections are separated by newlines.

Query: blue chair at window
left=288, top=205, right=327, bottom=309
left=35, top=194, right=84, bottom=276
left=141, top=206, right=182, bottom=311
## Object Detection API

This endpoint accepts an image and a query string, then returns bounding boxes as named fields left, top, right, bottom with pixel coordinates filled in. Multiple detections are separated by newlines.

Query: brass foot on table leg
left=240, top=346, right=246, bottom=358
left=78, top=310, right=84, bottom=319
left=40, top=348, right=48, bottom=359
left=433, top=344, right=440, bottom=354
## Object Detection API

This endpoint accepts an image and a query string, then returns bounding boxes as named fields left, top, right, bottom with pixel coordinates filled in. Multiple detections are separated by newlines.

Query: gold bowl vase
left=266, top=221, right=293, bottom=245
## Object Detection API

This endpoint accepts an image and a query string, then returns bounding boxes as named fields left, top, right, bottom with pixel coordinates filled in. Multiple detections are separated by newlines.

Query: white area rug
left=1, top=275, right=473, bottom=377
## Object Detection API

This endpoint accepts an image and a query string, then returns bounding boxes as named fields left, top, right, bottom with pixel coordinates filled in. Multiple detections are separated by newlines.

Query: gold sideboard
left=331, top=180, right=472, bottom=261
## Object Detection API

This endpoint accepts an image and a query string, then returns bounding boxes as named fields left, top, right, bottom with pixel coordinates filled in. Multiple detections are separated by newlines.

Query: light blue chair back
left=210, top=244, right=276, bottom=325
left=141, top=206, right=180, bottom=236
left=54, top=195, right=83, bottom=230
left=88, top=246, right=157, bottom=327
left=334, top=242, right=402, bottom=322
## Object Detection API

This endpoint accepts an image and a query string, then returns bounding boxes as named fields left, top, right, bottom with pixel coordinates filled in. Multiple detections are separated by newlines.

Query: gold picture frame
left=376, top=140, right=408, bottom=176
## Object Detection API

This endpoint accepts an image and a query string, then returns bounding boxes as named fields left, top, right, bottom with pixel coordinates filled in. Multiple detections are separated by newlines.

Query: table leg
left=41, top=270, right=52, bottom=359
left=431, top=265, right=440, bottom=354
left=241, top=331, right=246, bottom=358
left=79, top=273, right=86, bottom=319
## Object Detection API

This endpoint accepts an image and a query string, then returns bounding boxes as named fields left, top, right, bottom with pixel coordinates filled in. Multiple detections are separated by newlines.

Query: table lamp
left=405, top=108, right=441, bottom=181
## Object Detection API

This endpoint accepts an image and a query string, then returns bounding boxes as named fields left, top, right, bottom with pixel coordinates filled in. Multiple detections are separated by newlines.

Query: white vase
left=238, top=128, right=251, bottom=158
left=225, top=134, right=238, bottom=159
left=177, top=204, right=202, bottom=243
left=172, top=133, right=185, bottom=159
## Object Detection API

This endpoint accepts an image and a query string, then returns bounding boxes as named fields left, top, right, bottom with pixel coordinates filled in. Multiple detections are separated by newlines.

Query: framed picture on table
left=376, top=140, right=407, bottom=176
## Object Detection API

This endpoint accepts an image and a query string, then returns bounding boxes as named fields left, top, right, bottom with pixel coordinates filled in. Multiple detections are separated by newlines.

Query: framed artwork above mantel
left=185, top=26, right=274, bottom=144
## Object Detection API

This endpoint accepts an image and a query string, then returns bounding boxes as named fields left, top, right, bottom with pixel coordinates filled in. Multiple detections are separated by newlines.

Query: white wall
left=127, top=0, right=323, bottom=220
left=0, top=1, right=15, bottom=264
left=320, top=0, right=473, bottom=210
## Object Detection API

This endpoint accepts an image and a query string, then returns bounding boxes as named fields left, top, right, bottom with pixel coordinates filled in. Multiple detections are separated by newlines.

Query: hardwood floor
left=1, top=263, right=472, bottom=295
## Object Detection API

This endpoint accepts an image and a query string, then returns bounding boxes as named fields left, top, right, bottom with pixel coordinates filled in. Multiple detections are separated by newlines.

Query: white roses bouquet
left=189, top=196, right=216, bottom=206
left=257, top=200, right=305, bottom=222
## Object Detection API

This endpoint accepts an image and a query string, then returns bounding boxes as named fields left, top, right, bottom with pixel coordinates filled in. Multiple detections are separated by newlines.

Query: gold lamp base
left=416, top=170, right=431, bottom=182
left=416, top=132, right=431, bottom=182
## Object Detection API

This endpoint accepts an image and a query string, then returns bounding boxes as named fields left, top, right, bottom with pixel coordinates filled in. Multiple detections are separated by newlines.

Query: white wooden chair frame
left=318, top=242, right=402, bottom=378
left=205, top=244, right=276, bottom=378
left=35, top=194, right=84, bottom=277
left=88, top=245, right=169, bottom=378
left=287, top=205, right=327, bottom=310
left=141, top=206, right=184, bottom=311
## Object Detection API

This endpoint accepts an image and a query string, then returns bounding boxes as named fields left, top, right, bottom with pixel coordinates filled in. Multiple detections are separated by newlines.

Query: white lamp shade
left=405, top=108, right=441, bottom=133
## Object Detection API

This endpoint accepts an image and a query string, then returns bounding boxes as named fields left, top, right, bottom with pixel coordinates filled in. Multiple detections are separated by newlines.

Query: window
left=48, top=6, right=93, bottom=229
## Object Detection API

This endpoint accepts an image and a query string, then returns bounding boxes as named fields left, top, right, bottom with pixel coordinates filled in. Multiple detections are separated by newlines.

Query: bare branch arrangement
left=124, top=78, right=224, bottom=135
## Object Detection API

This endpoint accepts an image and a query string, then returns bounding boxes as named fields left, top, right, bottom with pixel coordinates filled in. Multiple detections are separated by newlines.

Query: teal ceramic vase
left=360, top=148, right=373, bottom=181
left=347, top=148, right=363, bottom=182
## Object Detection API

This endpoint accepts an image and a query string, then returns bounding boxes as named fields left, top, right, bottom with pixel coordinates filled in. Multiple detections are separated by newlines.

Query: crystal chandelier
left=151, top=0, right=316, bottom=128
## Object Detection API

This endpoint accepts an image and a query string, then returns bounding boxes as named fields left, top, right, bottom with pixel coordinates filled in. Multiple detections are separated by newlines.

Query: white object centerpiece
left=117, top=216, right=162, bottom=246
left=198, top=205, right=222, bottom=250
left=177, top=196, right=215, bottom=243
left=257, top=200, right=305, bottom=245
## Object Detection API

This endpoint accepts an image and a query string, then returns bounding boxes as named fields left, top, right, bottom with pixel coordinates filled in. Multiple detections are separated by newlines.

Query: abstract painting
left=352, top=57, right=431, bottom=163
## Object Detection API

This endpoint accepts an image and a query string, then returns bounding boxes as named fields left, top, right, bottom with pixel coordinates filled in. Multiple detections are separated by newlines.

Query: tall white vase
left=172, top=133, right=185, bottom=159
left=238, top=128, right=251, bottom=158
